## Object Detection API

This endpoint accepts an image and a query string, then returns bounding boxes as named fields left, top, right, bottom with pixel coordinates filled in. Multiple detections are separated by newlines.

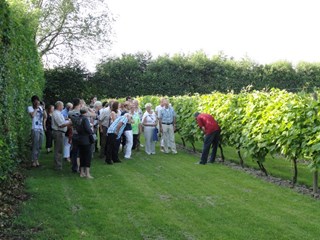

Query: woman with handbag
left=77, top=107, right=94, bottom=179
left=142, top=103, right=158, bottom=155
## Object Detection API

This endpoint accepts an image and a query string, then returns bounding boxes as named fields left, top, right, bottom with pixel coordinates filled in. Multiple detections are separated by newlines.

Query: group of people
left=28, top=95, right=194, bottom=179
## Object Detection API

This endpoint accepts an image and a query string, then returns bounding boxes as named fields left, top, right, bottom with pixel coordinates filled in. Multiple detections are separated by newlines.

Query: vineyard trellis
left=136, top=89, right=320, bottom=193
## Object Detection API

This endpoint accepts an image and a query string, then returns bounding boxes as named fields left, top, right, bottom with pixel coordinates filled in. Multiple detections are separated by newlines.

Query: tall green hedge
left=89, top=52, right=320, bottom=98
left=0, top=0, right=44, bottom=181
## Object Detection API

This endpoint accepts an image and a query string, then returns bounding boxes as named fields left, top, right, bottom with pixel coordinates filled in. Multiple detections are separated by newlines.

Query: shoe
left=151, top=152, right=156, bottom=155
left=124, top=157, right=131, bottom=160
left=114, top=160, right=122, bottom=163
left=140, top=144, right=144, bottom=147
left=172, top=151, right=177, bottom=154
left=105, top=160, right=114, bottom=165
left=86, top=175, right=94, bottom=179
left=195, top=161, right=206, bottom=165
left=207, top=160, right=215, bottom=164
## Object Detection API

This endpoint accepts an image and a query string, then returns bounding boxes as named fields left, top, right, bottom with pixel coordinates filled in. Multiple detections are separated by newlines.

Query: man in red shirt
left=194, top=112, right=221, bottom=164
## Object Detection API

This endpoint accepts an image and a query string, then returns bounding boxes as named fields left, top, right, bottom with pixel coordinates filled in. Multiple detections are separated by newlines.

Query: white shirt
left=142, top=111, right=157, bottom=126
left=155, top=105, right=164, bottom=116
left=99, top=107, right=111, bottom=127
left=52, top=110, right=68, bottom=133
left=28, top=106, right=44, bottom=130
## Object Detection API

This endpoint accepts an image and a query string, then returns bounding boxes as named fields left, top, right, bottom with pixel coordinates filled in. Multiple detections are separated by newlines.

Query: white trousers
left=63, top=136, right=71, bottom=158
left=124, top=130, right=133, bottom=158
left=162, top=124, right=176, bottom=152
left=144, top=126, right=156, bottom=154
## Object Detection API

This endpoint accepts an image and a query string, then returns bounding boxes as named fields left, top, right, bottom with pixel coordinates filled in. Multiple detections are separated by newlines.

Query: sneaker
left=172, top=151, right=177, bottom=154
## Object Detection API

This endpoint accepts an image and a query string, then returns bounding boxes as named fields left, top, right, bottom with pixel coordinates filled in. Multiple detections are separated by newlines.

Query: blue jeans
left=200, top=130, right=221, bottom=164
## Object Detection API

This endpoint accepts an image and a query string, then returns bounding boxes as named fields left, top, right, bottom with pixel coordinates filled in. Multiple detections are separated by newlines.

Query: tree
left=33, top=0, right=114, bottom=65
left=43, top=63, right=90, bottom=104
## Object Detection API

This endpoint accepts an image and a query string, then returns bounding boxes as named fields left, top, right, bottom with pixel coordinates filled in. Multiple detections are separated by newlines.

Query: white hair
left=94, top=101, right=102, bottom=108
left=145, top=103, right=152, bottom=108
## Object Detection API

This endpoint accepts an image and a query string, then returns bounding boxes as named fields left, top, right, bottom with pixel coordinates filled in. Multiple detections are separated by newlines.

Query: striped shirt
left=158, top=107, right=176, bottom=124
left=107, top=115, right=128, bottom=139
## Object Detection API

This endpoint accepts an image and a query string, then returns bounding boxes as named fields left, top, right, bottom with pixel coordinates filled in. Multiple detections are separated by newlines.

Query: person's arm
left=43, top=117, right=47, bottom=131
left=54, top=113, right=71, bottom=128
left=83, top=118, right=94, bottom=135
left=173, top=116, right=176, bottom=131
left=28, top=105, right=39, bottom=118
left=115, top=122, right=123, bottom=135
left=197, top=117, right=206, bottom=134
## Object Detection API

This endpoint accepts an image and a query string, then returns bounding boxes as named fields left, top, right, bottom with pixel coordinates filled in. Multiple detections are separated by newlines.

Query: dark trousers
left=100, top=127, right=107, bottom=158
left=45, top=129, right=53, bottom=148
left=79, top=144, right=92, bottom=168
left=132, top=134, right=139, bottom=150
left=200, top=130, right=221, bottom=164
left=105, top=133, right=121, bottom=163
left=71, top=136, right=79, bottom=172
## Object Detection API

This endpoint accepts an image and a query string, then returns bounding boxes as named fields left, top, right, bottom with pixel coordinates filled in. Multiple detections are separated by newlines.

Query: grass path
left=14, top=145, right=320, bottom=240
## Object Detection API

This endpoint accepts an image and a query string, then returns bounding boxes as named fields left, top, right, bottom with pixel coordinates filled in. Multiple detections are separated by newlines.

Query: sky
left=91, top=0, right=320, bottom=71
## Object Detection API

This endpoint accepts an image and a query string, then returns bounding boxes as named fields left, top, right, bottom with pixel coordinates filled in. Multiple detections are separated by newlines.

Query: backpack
left=69, top=111, right=82, bottom=133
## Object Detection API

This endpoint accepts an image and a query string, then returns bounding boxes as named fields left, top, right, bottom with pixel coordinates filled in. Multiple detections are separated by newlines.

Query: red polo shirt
left=196, top=113, right=220, bottom=135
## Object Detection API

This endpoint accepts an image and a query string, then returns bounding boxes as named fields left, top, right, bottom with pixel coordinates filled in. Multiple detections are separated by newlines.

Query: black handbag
left=89, top=134, right=95, bottom=144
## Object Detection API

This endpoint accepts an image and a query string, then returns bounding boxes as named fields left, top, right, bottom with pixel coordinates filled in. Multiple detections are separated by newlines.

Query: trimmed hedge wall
left=0, top=0, right=44, bottom=181
left=89, top=52, right=320, bottom=98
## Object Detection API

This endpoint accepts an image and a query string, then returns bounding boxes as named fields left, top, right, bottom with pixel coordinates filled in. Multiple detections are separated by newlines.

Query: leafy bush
left=0, top=0, right=44, bottom=182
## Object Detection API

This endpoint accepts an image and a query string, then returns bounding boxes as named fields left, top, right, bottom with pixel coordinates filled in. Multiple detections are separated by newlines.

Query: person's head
left=80, top=99, right=86, bottom=108
left=111, top=101, right=119, bottom=112
left=102, top=101, right=108, bottom=108
left=108, top=99, right=115, bottom=108
left=80, top=106, right=89, bottom=115
left=55, top=101, right=64, bottom=111
left=90, top=96, right=97, bottom=104
left=119, top=102, right=125, bottom=110
left=145, top=103, right=152, bottom=112
left=47, top=105, right=54, bottom=114
left=31, top=95, right=40, bottom=106
left=94, top=101, right=103, bottom=111
left=123, top=101, right=131, bottom=111
left=163, top=98, right=169, bottom=108
left=194, top=112, right=200, bottom=119
left=65, top=102, right=73, bottom=110
left=126, top=96, right=132, bottom=102
left=132, top=99, right=139, bottom=108
left=160, top=97, right=166, bottom=107
left=72, top=98, right=81, bottom=109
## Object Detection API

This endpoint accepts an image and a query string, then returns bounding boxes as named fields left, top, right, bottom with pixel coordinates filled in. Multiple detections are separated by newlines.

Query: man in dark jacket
left=194, top=112, right=221, bottom=165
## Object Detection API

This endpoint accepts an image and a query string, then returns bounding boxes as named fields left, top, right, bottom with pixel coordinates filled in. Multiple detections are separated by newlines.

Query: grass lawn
left=14, top=142, right=320, bottom=240
left=176, top=136, right=318, bottom=188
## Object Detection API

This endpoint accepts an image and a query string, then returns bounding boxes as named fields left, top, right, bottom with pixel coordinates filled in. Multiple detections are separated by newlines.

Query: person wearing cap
left=194, top=112, right=221, bottom=164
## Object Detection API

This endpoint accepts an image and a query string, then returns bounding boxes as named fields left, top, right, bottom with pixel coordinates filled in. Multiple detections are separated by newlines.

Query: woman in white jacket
left=142, top=103, right=158, bottom=155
